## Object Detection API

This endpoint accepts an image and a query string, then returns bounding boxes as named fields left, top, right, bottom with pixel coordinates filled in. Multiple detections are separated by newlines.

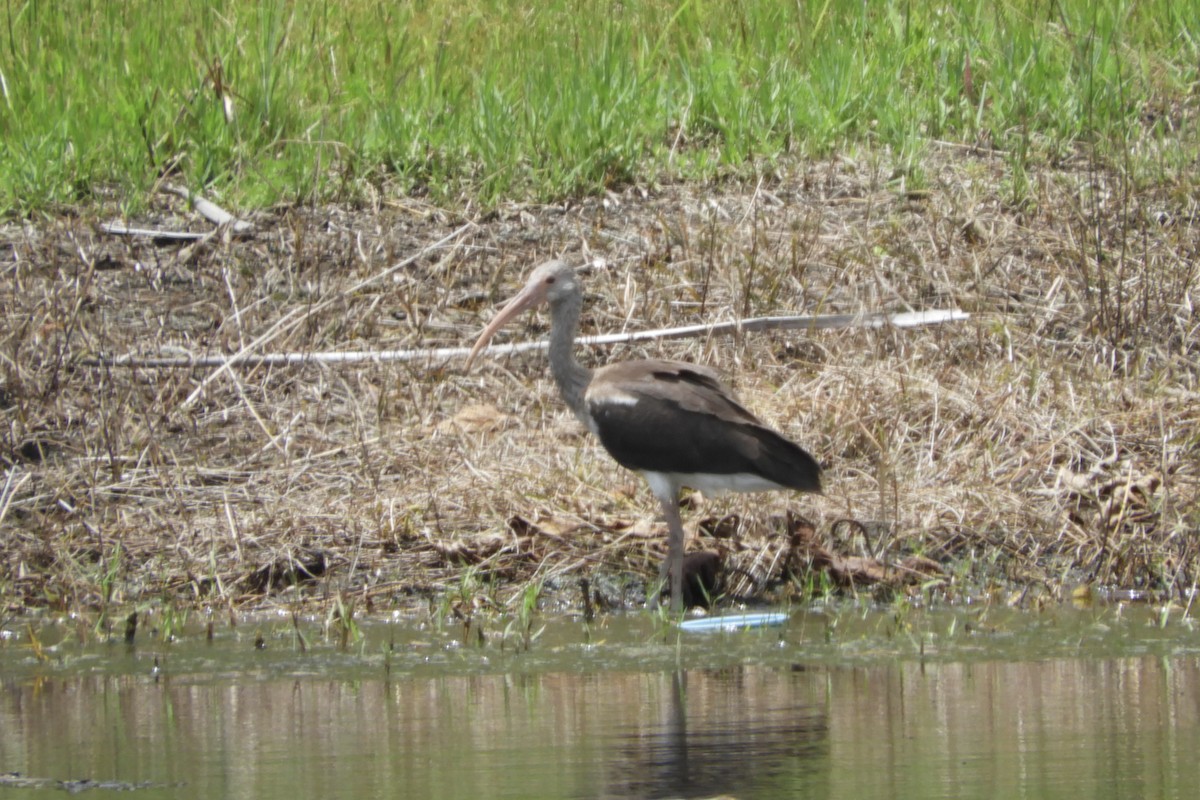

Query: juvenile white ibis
left=467, top=260, right=821, bottom=612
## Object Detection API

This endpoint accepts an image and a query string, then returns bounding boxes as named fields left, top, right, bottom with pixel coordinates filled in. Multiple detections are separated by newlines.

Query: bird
left=466, top=259, right=821, bottom=612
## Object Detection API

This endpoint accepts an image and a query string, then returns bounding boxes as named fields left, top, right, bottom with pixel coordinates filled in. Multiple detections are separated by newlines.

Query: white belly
left=643, top=469, right=785, bottom=500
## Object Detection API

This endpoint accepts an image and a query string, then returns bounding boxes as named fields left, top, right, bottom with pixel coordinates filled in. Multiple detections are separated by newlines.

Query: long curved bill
left=464, top=280, right=547, bottom=369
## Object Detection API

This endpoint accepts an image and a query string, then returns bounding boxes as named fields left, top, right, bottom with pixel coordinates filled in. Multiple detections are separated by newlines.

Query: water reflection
left=602, top=670, right=828, bottom=799
left=2, top=614, right=1200, bottom=800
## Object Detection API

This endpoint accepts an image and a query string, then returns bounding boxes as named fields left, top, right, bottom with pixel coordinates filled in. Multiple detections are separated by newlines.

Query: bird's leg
left=654, top=491, right=686, bottom=614
left=646, top=553, right=671, bottom=611
left=647, top=564, right=666, bottom=611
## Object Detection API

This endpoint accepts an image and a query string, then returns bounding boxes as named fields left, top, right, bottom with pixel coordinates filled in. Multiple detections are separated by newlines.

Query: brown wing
left=585, top=360, right=821, bottom=491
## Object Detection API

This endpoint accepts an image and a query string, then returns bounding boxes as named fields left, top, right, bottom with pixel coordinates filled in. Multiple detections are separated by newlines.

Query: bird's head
left=466, top=259, right=579, bottom=368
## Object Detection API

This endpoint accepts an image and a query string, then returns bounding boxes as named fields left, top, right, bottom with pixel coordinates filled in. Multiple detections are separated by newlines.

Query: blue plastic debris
left=677, top=612, right=790, bottom=632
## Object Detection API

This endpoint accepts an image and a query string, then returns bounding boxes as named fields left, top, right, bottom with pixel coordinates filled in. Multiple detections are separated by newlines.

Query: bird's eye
left=545, top=276, right=556, bottom=285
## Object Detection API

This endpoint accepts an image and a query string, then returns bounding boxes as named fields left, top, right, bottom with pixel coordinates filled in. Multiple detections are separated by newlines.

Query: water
left=2, top=605, right=1199, bottom=798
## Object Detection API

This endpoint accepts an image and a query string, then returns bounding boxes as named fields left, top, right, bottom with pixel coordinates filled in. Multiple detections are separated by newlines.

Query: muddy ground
left=1, top=147, right=1197, bottom=620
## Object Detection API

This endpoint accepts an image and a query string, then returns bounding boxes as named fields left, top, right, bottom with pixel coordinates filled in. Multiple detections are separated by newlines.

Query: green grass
left=0, top=0, right=1195, bottom=215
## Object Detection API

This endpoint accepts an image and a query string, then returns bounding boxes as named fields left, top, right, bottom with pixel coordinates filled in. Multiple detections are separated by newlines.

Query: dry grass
left=1, top=147, right=1197, bottom=618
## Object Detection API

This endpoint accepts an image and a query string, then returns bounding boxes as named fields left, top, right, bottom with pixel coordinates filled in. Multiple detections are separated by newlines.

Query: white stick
left=87, top=307, right=969, bottom=370
left=160, top=184, right=254, bottom=234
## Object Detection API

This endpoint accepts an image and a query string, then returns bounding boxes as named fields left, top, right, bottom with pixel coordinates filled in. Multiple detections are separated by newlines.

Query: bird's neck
left=548, top=292, right=594, bottom=425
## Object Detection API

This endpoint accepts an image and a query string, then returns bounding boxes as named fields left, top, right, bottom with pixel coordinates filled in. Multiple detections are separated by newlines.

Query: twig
left=98, top=224, right=209, bottom=240
left=99, top=185, right=253, bottom=243
left=86, top=307, right=969, bottom=369
left=160, top=183, right=254, bottom=234
left=173, top=221, right=475, bottom=408
left=0, top=466, right=30, bottom=527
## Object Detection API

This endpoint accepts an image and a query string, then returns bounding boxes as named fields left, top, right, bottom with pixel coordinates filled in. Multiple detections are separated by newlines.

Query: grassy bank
left=1, top=148, right=1197, bottom=616
left=0, top=0, right=1196, bottom=215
